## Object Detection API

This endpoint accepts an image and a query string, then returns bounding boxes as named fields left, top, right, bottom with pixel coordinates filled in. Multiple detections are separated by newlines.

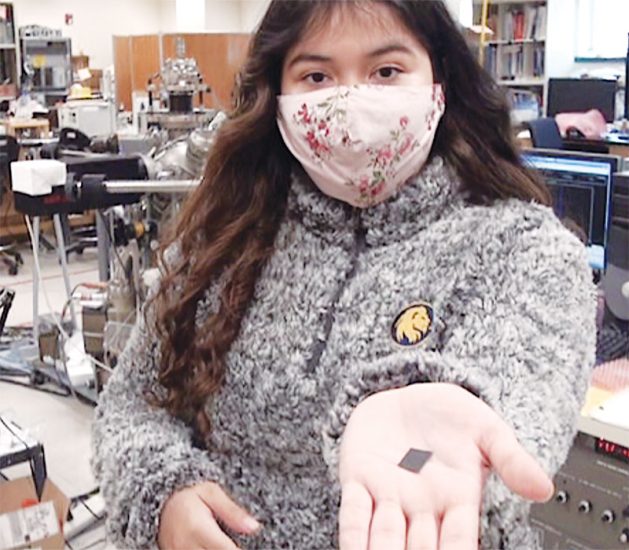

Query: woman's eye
left=375, top=66, right=401, bottom=80
left=306, top=72, right=327, bottom=84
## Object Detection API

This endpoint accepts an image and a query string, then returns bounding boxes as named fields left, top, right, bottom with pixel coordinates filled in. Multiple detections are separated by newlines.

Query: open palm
left=338, top=383, right=554, bottom=550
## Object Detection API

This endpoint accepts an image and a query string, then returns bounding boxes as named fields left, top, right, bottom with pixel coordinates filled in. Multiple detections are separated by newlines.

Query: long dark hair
left=151, top=0, right=551, bottom=439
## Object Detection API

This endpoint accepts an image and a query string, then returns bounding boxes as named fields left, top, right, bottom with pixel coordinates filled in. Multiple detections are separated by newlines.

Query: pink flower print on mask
left=357, top=175, right=370, bottom=194
left=297, top=104, right=311, bottom=124
left=397, top=134, right=414, bottom=156
left=306, top=130, right=331, bottom=157
left=371, top=180, right=386, bottom=197
left=277, top=83, right=445, bottom=207
left=376, top=145, right=394, bottom=166
left=293, top=100, right=337, bottom=160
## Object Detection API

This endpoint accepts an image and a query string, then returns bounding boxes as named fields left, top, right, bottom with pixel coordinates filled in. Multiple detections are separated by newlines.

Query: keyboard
left=597, top=324, right=629, bottom=364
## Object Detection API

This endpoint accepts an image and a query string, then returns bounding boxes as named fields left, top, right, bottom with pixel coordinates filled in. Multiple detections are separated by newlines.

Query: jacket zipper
left=304, top=213, right=366, bottom=374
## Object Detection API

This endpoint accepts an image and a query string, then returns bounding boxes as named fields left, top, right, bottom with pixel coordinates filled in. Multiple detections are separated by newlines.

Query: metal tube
left=53, top=214, right=78, bottom=330
left=32, top=216, right=40, bottom=342
left=96, top=209, right=110, bottom=282
left=102, top=179, right=200, bottom=194
left=479, top=0, right=490, bottom=67
left=625, top=32, right=628, bottom=120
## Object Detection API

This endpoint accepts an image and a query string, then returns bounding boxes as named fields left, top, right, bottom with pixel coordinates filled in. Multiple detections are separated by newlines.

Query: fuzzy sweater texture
left=92, top=157, right=597, bottom=549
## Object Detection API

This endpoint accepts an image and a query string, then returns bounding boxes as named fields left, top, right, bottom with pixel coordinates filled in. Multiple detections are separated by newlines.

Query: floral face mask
left=277, top=84, right=445, bottom=208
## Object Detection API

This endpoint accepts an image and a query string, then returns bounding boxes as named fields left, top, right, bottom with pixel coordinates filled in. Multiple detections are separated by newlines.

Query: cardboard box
left=0, top=477, right=70, bottom=549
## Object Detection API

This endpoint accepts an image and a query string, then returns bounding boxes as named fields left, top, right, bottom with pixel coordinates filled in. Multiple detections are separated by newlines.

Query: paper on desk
left=590, top=387, right=629, bottom=430
left=581, top=386, right=613, bottom=417
left=0, top=501, right=58, bottom=550
left=583, top=357, right=629, bottom=422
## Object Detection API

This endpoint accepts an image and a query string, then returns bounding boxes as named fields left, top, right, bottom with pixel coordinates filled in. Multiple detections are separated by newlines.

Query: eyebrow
left=286, top=43, right=415, bottom=69
left=367, top=43, right=415, bottom=58
left=286, top=53, right=332, bottom=69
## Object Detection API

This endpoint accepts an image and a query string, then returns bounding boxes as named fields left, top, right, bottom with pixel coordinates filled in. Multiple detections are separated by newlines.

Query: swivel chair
left=526, top=117, right=564, bottom=150
left=0, top=135, right=24, bottom=275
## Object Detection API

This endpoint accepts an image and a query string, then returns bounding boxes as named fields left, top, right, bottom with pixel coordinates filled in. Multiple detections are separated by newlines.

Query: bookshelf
left=0, top=3, right=17, bottom=102
left=474, top=0, right=548, bottom=123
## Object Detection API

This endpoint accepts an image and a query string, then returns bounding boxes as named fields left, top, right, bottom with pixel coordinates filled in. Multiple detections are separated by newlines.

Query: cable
left=76, top=537, right=106, bottom=550
left=0, top=376, right=70, bottom=397
left=60, top=285, right=107, bottom=326
left=97, top=210, right=127, bottom=275
left=0, top=415, right=46, bottom=489
left=24, top=216, right=113, bottom=376
left=92, top=212, right=143, bottom=350
left=0, top=415, right=46, bottom=495
left=0, top=414, right=30, bottom=452
left=27, top=214, right=113, bottom=371
left=0, top=325, right=69, bottom=397
left=70, top=487, right=100, bottom=505
left=81, top=500, right=104, bottom=522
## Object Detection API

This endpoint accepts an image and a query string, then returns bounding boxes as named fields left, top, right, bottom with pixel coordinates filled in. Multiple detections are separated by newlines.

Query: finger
left=368, top=500, right=406, bottom=550
left=339, top=481, right=372, bottom=550
left=196, top=483, right=261, bottom=535
left=406, top=512, right=438, bottom=550
left=192, top=516, right=241, bottom=550
left=438, top=504, right=479, bottom=550
left=479, top=421, right=554, bottom=502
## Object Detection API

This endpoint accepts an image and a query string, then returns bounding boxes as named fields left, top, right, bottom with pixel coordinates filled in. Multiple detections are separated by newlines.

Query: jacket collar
left=286, top=156, right=465, bottom=248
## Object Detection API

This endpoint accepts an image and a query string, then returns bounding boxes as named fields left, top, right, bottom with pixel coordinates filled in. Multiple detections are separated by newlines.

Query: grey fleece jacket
left=92, top=157, right=597, bottom=549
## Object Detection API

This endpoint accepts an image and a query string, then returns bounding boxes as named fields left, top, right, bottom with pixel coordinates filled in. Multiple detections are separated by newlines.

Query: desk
left=0, top=118, right=50, bottom=139
left=517, top=132, right=629, bottom=158
left=18, top=136, right=59, bottom=161
left=529, top=358, right=629, bottom=548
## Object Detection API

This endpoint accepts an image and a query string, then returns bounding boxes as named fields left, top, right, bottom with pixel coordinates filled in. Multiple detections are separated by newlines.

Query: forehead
left=291, top=2, right=425, bottom=53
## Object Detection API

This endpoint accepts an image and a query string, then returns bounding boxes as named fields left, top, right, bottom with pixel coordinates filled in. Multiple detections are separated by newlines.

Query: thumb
left=479, top=419, right=554, bottom=503
left=197, top=483, right=262, bottom=535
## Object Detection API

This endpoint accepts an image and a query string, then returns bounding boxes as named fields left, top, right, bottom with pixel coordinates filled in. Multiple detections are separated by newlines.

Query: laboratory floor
left=0, top=242, right=115, bottom=550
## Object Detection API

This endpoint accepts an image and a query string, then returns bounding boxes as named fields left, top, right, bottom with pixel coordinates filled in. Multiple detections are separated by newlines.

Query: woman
left=92, top=1, right=597, bottom=548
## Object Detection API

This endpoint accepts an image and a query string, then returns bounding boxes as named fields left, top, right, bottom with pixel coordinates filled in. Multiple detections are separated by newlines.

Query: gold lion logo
left=392, top=303, right=434, bottom=346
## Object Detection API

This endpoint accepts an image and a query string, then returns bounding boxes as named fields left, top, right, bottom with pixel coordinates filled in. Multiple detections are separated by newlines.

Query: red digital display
left=595, top=438, right=629, bottom=464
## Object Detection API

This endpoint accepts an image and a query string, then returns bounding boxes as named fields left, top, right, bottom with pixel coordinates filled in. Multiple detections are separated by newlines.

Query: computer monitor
left=547, top=78, right=617, bottom=122
left=522, top=149, right=620, bottom=271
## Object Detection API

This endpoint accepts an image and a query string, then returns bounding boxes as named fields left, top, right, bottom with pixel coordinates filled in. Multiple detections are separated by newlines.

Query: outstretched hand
left=338, top=383, right=554, bottom=550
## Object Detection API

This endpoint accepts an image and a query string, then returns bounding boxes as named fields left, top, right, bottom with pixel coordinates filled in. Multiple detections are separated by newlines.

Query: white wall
left=172, top=0, right=242, bottom=33
left=204, top=0, right=242, bottom=32
left=12, top=0, right=165, bottom=68
left=239, top=0, right=270, bottom=32
left=176, top=0, right=206, bottom=32
left=238, top=0, right=475, bottom=33
left=13, top=0, right=619, bottom=78
left=237, top=0, right=473, bottom=32
left=546, top=0, right=624, bottom=80
left=546, top=0, right=576, bottom=78
left=158, top=0, right=178, bottom=34
left=10, top=0, right=247, bottom=68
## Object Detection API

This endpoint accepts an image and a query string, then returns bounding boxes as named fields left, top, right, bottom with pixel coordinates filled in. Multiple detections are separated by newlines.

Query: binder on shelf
left=500, top=5, right=546, bottom=42
left=514, top=10, right=525, bottom=41
left=484, top=44, right=498, bottom=77
left=476, top=0, right=546, bottom=98
left=535, top=6, right=547, bottom=40
left=533, top=44, right=545, bottom=77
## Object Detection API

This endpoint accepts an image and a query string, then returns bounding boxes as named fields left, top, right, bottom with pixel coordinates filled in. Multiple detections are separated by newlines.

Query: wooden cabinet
left=113, top=33, right=250, bottom=112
